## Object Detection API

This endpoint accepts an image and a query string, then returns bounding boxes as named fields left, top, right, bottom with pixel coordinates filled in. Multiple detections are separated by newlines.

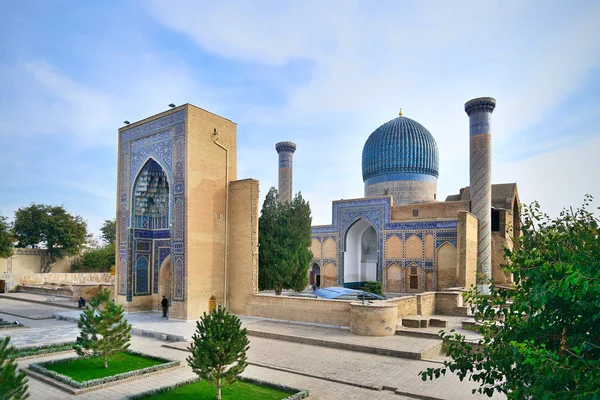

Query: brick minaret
left=465, top=97, right=496, bottom=294
left=275, top=141, right=296, bottom=203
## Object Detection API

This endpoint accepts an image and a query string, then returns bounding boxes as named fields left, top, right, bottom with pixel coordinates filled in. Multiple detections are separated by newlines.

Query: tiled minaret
left=275, top=141, right=296, bottom=204
left=465, top=97, right=496, bottom=294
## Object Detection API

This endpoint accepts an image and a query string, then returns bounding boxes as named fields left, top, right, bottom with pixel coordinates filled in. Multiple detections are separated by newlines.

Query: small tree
left=12, top=204, right=88, bottom=272
left=100, top=219, right=116, bottom=245
left=420, top=196, right=600, bottom=399
left=75, top=289, right=132, bottom=368
left=0, top=214, right=13, bottom=259
left=259, top=188, right=312, bottom=294
left=187, top=307, right=249, bottom=400
left=0, top=336, right=28, bottom=400
left=72, top=243, right=115, bottom=272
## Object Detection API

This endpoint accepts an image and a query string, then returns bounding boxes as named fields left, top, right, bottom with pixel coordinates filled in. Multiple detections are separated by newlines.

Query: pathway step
left=0, top=293, right=79, bottom=309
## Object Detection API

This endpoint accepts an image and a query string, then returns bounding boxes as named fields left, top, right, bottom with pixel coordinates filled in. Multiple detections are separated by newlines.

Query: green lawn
left=140, top=380, right=291, bottom=400
left=45, top=352, right=165, bottom=382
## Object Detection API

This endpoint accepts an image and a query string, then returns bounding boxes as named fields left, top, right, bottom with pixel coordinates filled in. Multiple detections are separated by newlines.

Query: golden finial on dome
left=399, top=108, right=403, bottom=116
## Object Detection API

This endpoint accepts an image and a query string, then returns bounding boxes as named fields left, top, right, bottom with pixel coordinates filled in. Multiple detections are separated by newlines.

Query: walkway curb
left=246, top=329, right=441, bottom=360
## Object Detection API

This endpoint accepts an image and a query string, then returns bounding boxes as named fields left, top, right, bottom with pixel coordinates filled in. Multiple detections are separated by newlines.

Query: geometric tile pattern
left=465, top=97, right=496, bottom=286
left=311, top=196, right=458, bottom=290
left=118, top=110, right=186, bottom=302
left=362, top=116, right=439, bottom=181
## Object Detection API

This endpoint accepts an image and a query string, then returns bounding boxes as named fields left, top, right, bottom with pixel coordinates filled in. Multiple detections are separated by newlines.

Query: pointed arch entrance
left=310, top=263, right=321, bottom=288
left=157, top=255, right=171, bottom=311
left=343, top=219, right=378, bottom=285
left=128, top=157, right=172, bottom=311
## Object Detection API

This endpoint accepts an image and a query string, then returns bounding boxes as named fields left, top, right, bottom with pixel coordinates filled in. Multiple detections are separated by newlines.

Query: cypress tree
left=187, top=307, right=249, bottom=400
left=75, top=289, right=132, bottom=368
left=0, top=337, right=28, bottom=400
left=259, top=187, right=313, bottom=294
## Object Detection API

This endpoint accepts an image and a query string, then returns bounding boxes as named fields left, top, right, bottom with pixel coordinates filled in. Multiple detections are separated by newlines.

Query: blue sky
left=1, top=0, right=599, bottom=238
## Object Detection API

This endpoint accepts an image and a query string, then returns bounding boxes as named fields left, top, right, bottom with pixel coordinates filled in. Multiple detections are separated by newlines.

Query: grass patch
left=138, top=379, right=291, bottom=400
left=44, top=352, right=164, bottom=382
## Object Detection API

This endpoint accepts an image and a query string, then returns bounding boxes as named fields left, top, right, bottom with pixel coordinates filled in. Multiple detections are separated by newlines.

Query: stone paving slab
left=243, top=319, right=444, bottom=360
left=164, top=335, right=498, bottom=400
left=0, top=325, right=80, bottom=348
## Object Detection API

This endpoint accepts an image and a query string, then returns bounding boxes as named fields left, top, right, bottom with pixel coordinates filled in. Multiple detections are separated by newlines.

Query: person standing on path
left=161, top=296, right=168, bottom=317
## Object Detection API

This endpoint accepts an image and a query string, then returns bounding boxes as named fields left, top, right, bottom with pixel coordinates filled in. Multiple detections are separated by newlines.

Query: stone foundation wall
left=0, top=273, right=113, bottom=292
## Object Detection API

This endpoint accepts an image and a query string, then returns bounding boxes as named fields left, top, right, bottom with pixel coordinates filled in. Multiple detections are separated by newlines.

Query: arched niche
left=209, top=295, right=217, bottom=314
left=436, top=242, right=457, bottom=289
left=322, top=237, right=337, bottom=259
left=405, top=235, right=422, bottom=259
left=424, top=234, right=434, bottom=259
left=322, top=262, right=336, bottom=288
left=385, top=235, right=403, bottom=259
left=310, top=238, right=321, bottom=259
left=385, top=263, right=402, bottom=292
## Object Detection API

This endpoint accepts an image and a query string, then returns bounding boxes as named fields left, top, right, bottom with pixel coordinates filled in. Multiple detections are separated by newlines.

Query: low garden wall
left=247, top=291, right=470, bottom=328
left=384, top=295, right=418, bottom=318
left=249, top=294, right=351, bottom=326
left=434, top=291, right=469, bottom=316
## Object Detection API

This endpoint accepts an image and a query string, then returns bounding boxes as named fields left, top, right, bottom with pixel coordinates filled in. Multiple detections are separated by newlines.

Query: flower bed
left=12, top=342, right=75, bottom=359
left=28, top=350, right=179, bottom=389
left=127, top=375, right=308, bottom=400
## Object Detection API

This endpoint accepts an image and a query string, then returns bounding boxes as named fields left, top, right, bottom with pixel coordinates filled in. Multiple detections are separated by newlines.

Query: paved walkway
left=1, top=296, right=503, bottom=399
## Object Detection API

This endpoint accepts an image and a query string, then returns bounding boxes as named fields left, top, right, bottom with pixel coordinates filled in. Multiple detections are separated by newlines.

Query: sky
left=1, top=0, right=599, bottom=239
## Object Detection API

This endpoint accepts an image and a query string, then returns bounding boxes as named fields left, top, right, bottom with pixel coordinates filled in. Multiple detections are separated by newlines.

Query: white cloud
left=497, top=136, right=600, bottom=219
left=147, top=1, right=600, bottom=223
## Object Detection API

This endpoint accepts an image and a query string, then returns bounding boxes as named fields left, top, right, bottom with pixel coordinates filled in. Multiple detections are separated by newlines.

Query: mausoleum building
left=309, top=99, right=519, bottom=293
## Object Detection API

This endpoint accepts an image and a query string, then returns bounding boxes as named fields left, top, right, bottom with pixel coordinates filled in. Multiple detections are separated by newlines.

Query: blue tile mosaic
left=118, top=110, right=186, bottom=302
left=362, top=116, right=439, bottom=182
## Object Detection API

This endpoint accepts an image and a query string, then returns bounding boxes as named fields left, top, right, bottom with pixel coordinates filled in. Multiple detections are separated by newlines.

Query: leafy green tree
left=12, top=204, right=88, bottom=272
left=72, top=243, right=115, bottom=272
left=187, top=306, right=249, bottom=400
left=420, top=196, right=600, bottom=399
left=0, top=214, right=13, bottom=259
left=75, top=289, right=132, bottom=368
left=100, top=219, right=116, bottom=245
left=259, top=187, right=312, bottom=295
left=364, top=281, right=384, bottom=296
left=0, top=336, right=28, bottom=400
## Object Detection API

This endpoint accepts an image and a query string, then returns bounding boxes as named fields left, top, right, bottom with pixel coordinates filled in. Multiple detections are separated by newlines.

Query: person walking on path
left=78, top=297, right=86, bottom=308
left=161, top=296, right=168, bottom=317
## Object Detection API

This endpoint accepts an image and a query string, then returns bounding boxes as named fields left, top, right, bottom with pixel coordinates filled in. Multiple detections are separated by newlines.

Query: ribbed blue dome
left=362, top=116, right=439, bottom=182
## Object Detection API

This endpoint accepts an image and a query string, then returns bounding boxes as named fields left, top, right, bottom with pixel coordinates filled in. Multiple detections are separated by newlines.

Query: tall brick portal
left=275, top=141, right=296, bottom=203
left=465, top=97, right=496, bottom=294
